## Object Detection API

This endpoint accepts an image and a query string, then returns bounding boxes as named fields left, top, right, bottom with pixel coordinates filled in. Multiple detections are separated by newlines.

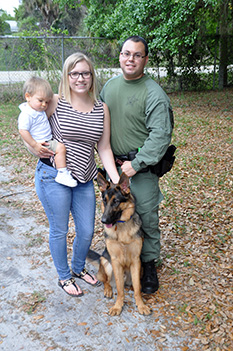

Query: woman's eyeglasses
left=68, top=71, right=92, bottom=79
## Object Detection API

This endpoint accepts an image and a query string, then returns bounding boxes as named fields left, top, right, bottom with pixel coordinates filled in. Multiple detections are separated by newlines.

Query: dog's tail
left=86, top=249, right=101, bottom=269
left=87, top=248, right=114, bottom=285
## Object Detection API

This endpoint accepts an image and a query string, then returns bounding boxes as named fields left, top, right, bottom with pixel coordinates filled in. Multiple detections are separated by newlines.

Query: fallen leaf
left=189, top=278, right=195, bottom=286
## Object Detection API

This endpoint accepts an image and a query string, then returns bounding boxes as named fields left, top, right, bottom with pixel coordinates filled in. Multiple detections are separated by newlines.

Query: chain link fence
left=0, top=35, right=233, bottom=101
left=0, top=35, right=120, bottom=100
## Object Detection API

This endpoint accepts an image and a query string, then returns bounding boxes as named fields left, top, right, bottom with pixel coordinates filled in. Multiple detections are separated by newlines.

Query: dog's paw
left=104, top=286, right=113, bottom=299
left=138, top=304, right=152, bottom=315
left=109, top=305, right=123, bottom=316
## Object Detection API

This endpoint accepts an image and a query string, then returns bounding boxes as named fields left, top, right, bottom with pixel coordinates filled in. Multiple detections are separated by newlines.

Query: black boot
left=141, top=260, right=159, bottom=294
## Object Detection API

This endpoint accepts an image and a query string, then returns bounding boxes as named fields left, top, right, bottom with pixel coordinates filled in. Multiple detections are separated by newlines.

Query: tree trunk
left=218, top=0, right=229, bottom=89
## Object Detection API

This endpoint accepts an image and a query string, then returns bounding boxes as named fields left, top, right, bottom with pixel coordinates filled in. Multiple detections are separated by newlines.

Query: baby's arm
left=19, top=129, right=54, bottom=158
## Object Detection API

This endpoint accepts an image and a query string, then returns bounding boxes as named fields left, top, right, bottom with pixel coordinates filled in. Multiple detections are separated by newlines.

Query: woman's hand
left=35, top=142, right=55, bottom=158
left=23, top=140, right=54, bottom=158
left=19, top=129, right=54, bottom=158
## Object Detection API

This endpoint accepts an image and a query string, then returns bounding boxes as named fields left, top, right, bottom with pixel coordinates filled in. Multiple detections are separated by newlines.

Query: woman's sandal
left=71, top=268, right=101, bottom=286
left=58, top=278, right=83, bottom=297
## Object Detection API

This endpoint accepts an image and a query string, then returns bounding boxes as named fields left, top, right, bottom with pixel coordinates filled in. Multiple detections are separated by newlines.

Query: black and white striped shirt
left=50, top=98, right=104, bottom=183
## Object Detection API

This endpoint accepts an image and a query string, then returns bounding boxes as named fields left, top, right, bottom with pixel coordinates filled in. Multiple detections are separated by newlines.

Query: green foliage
left=80, top=0, right=232, bottom=89
left=16, top=0, right=85, bottom=35
left=13, top=30, right=55, bottom=71
left=83, top=0, right=219, bottom=54
left=0, top=9, right=15, bottom=21
left=15, top=2, right=42, bottom=32
left=0, top=28, right=65, bottom=89
left=0, top=18, right=7, bottom=35
left=0, top=10, right=13, bottom=35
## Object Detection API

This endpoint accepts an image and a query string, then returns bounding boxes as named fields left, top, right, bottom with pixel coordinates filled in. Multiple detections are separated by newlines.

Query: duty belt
left=114, top=144, right=177, bottom=178
left=114, top=150, right=149, bottom=173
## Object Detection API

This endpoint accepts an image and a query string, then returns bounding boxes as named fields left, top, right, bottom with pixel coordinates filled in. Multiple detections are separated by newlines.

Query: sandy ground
left=0, top=164, right=196, bottom=351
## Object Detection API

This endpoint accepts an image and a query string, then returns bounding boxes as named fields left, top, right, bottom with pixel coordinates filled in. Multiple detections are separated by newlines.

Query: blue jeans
left=35, top=160, right=96, bottom=281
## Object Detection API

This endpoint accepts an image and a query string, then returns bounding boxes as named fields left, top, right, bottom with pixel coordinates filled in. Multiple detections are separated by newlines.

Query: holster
left=150, top=145, right=176, bottom=177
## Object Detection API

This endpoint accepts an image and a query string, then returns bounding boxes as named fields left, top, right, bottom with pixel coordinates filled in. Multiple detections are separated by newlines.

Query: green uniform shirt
left=100, top=74, right=174, bottom=172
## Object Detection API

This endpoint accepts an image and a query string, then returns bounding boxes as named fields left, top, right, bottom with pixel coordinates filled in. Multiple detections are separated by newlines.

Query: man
left=100, top=35, right=174, bottom=294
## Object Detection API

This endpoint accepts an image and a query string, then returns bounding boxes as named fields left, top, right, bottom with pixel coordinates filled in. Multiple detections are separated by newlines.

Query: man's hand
left=121, top=161, right=136, bottom=177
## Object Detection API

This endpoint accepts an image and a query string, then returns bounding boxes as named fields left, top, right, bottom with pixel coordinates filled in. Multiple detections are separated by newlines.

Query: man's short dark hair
left=121, top=36, right=149, bottom=56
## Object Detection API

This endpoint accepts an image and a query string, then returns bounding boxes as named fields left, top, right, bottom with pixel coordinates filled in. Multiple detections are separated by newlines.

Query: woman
left=33, top=52, right=119, bottom=297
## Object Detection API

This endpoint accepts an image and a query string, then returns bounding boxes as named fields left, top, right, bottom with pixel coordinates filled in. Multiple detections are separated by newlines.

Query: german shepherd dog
left=90, top=172, right=151, bottom=316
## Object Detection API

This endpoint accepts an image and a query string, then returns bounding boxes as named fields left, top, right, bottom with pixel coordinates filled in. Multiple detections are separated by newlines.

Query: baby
left=18, top=76, right=77, bottom=187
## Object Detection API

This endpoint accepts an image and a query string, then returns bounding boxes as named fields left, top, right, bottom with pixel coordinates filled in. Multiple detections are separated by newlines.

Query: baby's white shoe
left=55, top=170, right=77, bottom=187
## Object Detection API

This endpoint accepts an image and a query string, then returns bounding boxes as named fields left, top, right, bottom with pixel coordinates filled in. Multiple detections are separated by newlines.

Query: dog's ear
left=97, top=172, right=110, bottom=192
left=118, top=172, right=130, bottom=194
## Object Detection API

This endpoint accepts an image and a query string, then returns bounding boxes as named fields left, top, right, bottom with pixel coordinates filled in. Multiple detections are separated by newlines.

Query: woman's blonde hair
left=59, top=52, right=98, bottom=104
left=23, top=76, right=53, bottom=100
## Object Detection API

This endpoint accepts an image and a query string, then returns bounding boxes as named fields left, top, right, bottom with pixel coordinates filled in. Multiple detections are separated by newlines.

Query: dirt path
left=0, top=163, right=198, bottom=351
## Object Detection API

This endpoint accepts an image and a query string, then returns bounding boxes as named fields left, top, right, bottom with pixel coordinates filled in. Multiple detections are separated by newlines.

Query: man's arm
left=131, top=99, right=174, bottom=172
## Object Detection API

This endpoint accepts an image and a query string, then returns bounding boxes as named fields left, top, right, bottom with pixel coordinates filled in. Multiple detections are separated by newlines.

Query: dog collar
left=105, top=216, right=132, bottom=230
left=117, top=215, right=133, bottom=223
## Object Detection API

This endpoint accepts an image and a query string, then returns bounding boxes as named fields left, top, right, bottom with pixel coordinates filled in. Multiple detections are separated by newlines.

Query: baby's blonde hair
left=23, top=76, right=53, bottom=100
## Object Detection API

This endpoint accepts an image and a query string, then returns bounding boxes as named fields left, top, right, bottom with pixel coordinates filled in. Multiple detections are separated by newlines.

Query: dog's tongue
left=105, top=224, right=113, bottom=228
